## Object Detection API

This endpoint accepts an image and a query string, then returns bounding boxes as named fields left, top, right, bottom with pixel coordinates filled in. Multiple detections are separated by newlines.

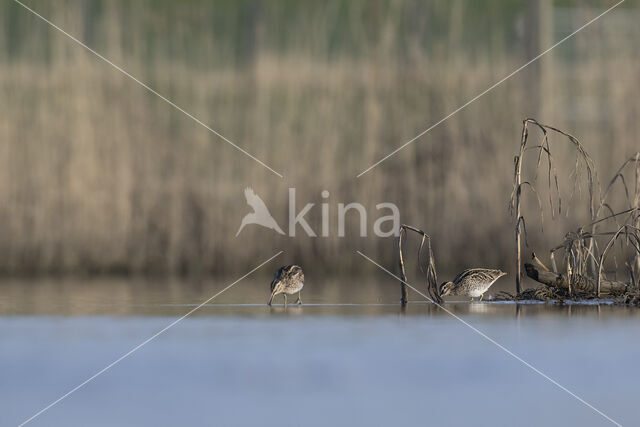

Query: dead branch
left=525, top=263, right=628, bottom=296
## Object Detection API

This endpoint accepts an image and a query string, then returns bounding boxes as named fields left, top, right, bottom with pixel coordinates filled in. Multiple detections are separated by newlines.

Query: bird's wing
left=269, top=270, right=279, bottom=292
left=244, top=187, right=271, bottom=216
left=452, top=269, right=473, bottom=284
left=270, top=266, right=288, bottom=292
left=456, top=268, right=504, bottom=284
left=452, top=268, right=490, bottom=284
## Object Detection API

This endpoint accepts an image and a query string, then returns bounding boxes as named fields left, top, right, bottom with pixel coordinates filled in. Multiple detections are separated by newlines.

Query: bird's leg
left=296, top=291, right=302, bottom=305
left=283, top=294, right=287, bottom=307
left=479, top=294, right=484, bottom=302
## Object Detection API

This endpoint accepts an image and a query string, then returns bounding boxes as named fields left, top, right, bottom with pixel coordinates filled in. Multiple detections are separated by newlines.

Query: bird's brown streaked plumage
left=439, top=268, right=506, bottom=301
left=268, top=265, right=304, bottom=306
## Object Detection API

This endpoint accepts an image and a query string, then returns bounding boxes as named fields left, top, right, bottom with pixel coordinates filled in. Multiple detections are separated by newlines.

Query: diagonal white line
left=17, top=251, right=283, bottom=427
left=12, top=0, right=283, bottom=179
left=356, top=250, right=622, bottom=427
left=357, top=0, right=625, bottom=178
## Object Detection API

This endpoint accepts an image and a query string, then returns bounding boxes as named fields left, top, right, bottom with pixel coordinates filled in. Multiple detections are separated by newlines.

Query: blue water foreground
left=1, top=301, right=638, bottom=427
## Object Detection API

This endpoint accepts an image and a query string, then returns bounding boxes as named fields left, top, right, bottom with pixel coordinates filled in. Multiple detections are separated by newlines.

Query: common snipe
left=267, top=265, right=304, bottom=306
left=439, top=268, right=506, bottom=301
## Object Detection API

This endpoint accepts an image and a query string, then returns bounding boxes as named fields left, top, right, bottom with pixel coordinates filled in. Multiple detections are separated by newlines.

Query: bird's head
left=439, top=281, right=455, bottom=297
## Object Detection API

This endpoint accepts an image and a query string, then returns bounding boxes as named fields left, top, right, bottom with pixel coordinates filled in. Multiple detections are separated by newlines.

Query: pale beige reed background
left=0, top=0, right=638, bottom=279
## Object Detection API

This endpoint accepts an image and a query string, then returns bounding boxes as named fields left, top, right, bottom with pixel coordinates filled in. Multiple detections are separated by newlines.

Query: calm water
left=1, top=278, right=638, bottom=427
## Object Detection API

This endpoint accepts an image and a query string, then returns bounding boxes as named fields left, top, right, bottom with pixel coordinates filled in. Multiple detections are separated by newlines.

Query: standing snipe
left=268, top=265, right=304, bottom=306
left=439, top=268, right=506, bottom=301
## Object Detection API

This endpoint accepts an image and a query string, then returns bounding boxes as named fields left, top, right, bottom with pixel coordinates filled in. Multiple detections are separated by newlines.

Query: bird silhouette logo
left=236, top=187, right=285, bottom=236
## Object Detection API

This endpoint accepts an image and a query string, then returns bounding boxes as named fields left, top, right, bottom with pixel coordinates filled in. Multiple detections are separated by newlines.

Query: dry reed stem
left=511, top=118, right=597, bottom=295
left=397, top=226, right=408, bottom=304
left=553, top=151, right=640, bottom=297
left=397, top=224, right=441, bottom=304
left=589, top=153, right=640, bottom=274
left=597, top=224, right=640, bottom=296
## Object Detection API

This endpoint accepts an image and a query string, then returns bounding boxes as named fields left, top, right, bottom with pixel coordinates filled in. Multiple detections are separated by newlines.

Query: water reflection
left=0, top=278, right=637, bottom=319
left=3, top=278, right=639, bottom=427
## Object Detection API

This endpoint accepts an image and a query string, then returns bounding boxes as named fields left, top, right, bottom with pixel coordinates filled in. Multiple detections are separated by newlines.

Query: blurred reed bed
left=0, top=0, right=639, bottom=278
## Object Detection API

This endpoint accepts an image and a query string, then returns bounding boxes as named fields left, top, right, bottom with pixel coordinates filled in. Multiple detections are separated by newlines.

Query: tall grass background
left=0, top=0, right=638, bottom=278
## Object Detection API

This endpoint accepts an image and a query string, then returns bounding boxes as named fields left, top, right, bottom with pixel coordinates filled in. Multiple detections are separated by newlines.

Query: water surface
left=1, top=279, right=637, bottom=426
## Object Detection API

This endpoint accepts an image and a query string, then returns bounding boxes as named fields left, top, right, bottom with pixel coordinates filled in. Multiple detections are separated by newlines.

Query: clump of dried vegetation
left=507, top=119, right=640, bottom=304
left=399, top=118, right=640, bottom=305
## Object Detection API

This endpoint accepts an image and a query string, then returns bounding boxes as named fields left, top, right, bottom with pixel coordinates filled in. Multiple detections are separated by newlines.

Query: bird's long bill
left=267, top=291, right=276, bottom=306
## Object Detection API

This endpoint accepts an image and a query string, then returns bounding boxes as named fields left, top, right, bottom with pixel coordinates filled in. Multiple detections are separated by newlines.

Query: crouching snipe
left=439, top=268, right=506, bottom=301
left=268, top=265, right=304, bottom=306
